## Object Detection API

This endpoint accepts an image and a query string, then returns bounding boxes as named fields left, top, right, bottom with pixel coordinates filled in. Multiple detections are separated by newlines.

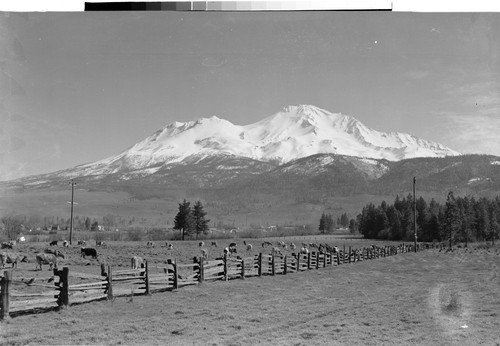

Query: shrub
left=126, top=228, right=143, bottom=242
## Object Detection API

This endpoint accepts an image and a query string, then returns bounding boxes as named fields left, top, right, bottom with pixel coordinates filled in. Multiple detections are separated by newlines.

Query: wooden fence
left=0, top=243, right=422, bottom=319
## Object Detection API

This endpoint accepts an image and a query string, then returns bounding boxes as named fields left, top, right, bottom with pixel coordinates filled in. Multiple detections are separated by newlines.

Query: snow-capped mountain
left=69, top=104, right=459, bottom=177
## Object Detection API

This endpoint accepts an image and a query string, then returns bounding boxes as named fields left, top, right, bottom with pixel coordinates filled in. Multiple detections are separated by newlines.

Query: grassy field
left=1, top=239, right=499, bottom=345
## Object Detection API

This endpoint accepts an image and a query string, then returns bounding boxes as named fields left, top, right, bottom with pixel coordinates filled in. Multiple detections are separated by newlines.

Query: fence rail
left=0, top=243, right=423, bottom=319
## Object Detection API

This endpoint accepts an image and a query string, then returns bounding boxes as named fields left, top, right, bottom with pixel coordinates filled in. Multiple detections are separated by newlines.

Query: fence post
left=307, top=252, right=311, bottom=270
left=271, top=253, right=275, bottom=276
left=145, top=260, right=150, bottom=295
left=224, top=253, right=229, bottom=281
left=198, top=257, right=204, bottom=283
left=348, top=246, right=352, bottom=264
left=56, top=267, right=69, bottom=308
left=283, top=255, right=288, bottom=275
left=107, top=265, right=114, bottom=300
left=296, top=253, right=300, bottom=272
left=258, top=253, right=262, bottom=277
left=241, top=259, right=245, bottom=280
left=173, top=259, right=178, bottom=289
left=100, top=263, right=107, bottom=277
left=0, top=271, right=11, bottom=320
left=323, top=253, right=327, bottom=268
left=315, top=252, right=319, bottom=270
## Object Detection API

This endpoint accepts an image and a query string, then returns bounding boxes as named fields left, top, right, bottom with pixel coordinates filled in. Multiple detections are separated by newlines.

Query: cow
left=201, top=248, right=208, bottom=259
left=262, top=241, right=272, bottom=248
left=81, top=247, right=98, bottom=259
left=167, top=243, right=174, bottom=250
left=223, top=242, right=238, bottom=256
left=77, top=240, right=86, bottom=246
left=1, top=252, right=28, bottom=269
left=44, top=248, right=65, bottom=259
left=62, top=240, right=69, bottom=248
left=198, top=241, right=205, bottom=247
left=96, top=240, right=106, bottom=247
left=49, top=240, right=58, bottom=246
left=1, top=242, right=13, bottom=249
left=147, top=241, right=155, bottom=248
left=131, top=256, right=145, bottom=270
left=211, top=241, right=217, bottom=247
left=36, top=253, right=63, bottom=270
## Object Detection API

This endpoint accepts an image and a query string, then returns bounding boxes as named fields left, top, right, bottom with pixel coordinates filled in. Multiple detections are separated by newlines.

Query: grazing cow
left=147, top=241, right=155, bottom=248
left=290, top=243, right=296, bottom=251
left=272, top=247, right=283, bottom=256
left=198, top=241, right=205, bottom=247
left=1, top=242, right=13, bottom=249
left=96, top=240, right=106, bottom=247
left=300, top=247, right=309, bottom=254
left=49, top=240, right=58, bottom=246
left=201, top=248, right=208, bottom=259
left=44, top=248, right=65, bottom=259
left=36, top=253, right=63, bottom=270
left=77, top=240, right=86, bottom=246
left=131, top=256, right=145, bottom=269
left=246, top=244, right=253, bottom=251
left=224, top=244, right=237, bottom=256
left=211, top=241, right=217, bottom=247
left=81, top=247, right=98, bottom=259
left=1, top=252, right=28, bottom=269
left=167, top=243, right=174, bottom=250
left=62, top=240, right=69, bottom=248
left=262, top=241, right=272, bottom=248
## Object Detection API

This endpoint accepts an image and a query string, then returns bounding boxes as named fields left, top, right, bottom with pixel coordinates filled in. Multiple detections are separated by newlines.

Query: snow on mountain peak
left=77, top=105, right=461, bottom=173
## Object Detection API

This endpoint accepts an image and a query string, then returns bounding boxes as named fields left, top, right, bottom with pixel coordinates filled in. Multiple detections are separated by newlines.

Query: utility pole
left=413, top=177, right=417, bottom=252
left=69, top=180, right=76, bottom=245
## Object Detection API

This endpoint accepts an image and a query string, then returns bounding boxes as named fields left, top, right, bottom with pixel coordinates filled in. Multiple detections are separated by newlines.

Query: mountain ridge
left=35, top=104, right=460, bottom=182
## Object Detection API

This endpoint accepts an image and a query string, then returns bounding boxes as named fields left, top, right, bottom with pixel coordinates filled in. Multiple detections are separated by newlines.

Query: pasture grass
left=1, top=242, right=499, bottom=345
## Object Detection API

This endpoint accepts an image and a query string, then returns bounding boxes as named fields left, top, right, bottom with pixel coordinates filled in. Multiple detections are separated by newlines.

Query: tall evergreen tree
left=488, top=201, right=498, bottom=245
left=173, top=199, right=194, bottom=240
left=193, top=200, right=210, bottom=240
left=443, top=191, right=461, bottom=249
left=319, top=212, right=326, bottom=234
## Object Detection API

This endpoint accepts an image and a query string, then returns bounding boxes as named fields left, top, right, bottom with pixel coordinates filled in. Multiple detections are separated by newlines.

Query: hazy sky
left=1, top=11, right=499, bottom=181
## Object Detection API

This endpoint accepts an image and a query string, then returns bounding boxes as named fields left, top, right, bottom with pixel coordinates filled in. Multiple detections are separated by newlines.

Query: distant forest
left=357, top=192, right=500, bottom=244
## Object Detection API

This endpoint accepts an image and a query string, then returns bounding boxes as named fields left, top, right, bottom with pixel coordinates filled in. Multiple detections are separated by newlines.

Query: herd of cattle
left=0, top=239, right=105, bottom=271
left=0, top=237, right=429, bottom=274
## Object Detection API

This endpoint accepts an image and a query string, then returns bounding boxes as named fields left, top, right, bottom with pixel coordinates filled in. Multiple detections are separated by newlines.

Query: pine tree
left=326, top=214, right=334, bottom=233
left=173, top=199, right=194, bottom=240
left=340, top=213, right=349, bottom=227
left=193, top=200, right=210, bottom=240
left=443, top=191, right=460, bottom=249
left=84, top=217, right=91, bottom=230
left=319, top=213, right=326, bottom=234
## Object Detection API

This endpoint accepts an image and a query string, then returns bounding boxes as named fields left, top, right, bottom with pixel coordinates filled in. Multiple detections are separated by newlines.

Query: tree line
left=356, top=192, right=500, bottom=245
left=318, top=212, right=355, bottom=233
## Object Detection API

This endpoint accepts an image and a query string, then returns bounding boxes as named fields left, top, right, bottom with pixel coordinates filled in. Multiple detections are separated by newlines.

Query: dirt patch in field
left=1, top=241, right=499, bottom=345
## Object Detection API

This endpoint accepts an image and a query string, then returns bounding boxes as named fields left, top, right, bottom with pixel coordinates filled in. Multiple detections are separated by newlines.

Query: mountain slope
left=46, top=104, right=459, bottom=181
